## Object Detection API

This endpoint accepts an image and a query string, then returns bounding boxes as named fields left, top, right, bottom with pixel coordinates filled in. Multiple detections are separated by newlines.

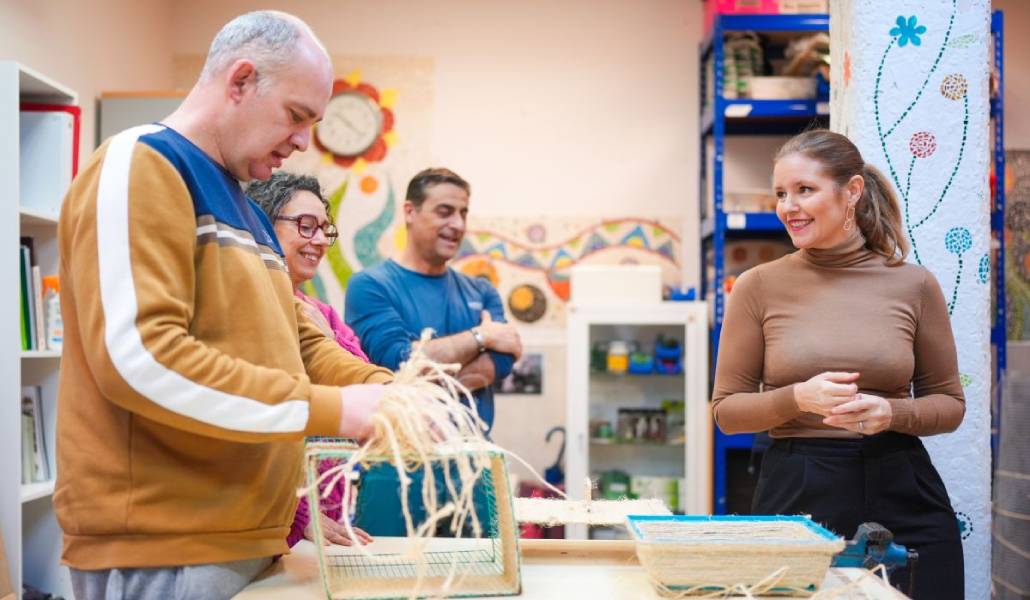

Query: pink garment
left=288, top=459, right=349, bottom=547
left=289, top=290, right=370, bottom=547
left=295, top=290, right=370, bottom=361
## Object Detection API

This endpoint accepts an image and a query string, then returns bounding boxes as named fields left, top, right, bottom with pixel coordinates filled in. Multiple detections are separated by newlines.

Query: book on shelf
left=20, top=411, right=34, bottom=484
left=32, top=265, right=45, bottom=350
left=18, top=237, right=53, bottom=351
left=19, top=242, right=33, bottom=351
left=20, top=386, right=50, bottom=484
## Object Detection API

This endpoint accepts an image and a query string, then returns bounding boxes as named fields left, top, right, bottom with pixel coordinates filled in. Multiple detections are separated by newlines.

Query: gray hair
left=247, top=171, right=329, bottom=223
left=200, top=11, right=323, bottom=92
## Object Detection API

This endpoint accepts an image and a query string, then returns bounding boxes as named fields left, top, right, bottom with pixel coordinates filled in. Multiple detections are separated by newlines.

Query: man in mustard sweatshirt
left=55, top=11, right=391, bottom=599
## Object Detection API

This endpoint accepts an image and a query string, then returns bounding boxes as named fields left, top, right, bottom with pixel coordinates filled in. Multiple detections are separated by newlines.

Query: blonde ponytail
left=858, top=163, right=909, bottom=265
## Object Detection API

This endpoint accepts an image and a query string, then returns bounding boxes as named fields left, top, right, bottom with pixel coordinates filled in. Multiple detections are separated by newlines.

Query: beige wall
left=167, top=1, right=703, bottom=483
left=0, top=0, right=175, bottom=159
left=0, top=0, right=702, bottom=495
left=169, top=0, right=703, bottom=280
left=993, top=0, right=1029, bottom=149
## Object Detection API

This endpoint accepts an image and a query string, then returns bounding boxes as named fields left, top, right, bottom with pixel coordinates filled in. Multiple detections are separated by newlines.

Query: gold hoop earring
left=843, top=204, right=856, bottom=231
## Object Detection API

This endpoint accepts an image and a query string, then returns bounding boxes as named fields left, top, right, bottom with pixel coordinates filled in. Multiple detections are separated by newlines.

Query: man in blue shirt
left=345, top=167, right=522, bottom=535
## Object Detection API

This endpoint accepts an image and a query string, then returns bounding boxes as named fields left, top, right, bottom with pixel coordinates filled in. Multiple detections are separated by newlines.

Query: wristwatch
left=470, top=328, right=487, bottom=354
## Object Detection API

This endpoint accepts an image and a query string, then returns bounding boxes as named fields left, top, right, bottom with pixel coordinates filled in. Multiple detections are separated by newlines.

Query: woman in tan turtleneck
left=712, top=130, right=964, bottom=599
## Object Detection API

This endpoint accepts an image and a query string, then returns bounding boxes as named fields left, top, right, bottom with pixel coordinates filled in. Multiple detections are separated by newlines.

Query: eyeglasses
left=275, top=214, right=339, bottom=246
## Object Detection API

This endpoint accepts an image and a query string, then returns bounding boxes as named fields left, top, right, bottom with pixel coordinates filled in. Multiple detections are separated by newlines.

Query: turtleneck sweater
left=712, top=234, right=965, bottom=438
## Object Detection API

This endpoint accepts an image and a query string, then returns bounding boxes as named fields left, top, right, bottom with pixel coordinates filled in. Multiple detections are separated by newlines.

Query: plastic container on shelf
left=724, top=189, right=778, bottom=212
left=744, top=76, right=817, bottom=99
left=19, top=109, right=75, bottom=217
left=703, top=0, right=829, bottom=34
left=617, top=409, right=638, bottom=441
left=710, top=0, right=780, bottom=11
left=590, top=341, right=609, bottom=372
left=631, top=476, right=680, bottom=512
left=663, top=399, right=687, bottom=444
left=42, top=275, right=62, bottom=351
left=724, top=33, right=763, bottom=98
left=654, top=336, right=684, bottom=375
left=628, top=350, right=654, bottom=374
left=778, top=0, right=828, bottom=12
left=705, top=0, right=780, bottom=33
left=599, top=470, right=631, bottom=500
left=606, top=341, right=630, bottom=374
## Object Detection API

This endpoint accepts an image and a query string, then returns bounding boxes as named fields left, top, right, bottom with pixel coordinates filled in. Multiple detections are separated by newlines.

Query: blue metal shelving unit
left=701, top=99, right=828, bottom=136
left=990, top=10, right=1005, bottom=463
left=700, top=13, right=830, bottom=515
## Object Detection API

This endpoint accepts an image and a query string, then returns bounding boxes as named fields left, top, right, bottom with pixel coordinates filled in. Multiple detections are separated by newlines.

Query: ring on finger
left=858, top=420, right=865, bottom=432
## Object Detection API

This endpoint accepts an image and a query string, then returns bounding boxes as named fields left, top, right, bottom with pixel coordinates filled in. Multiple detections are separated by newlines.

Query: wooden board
left=233, top=539, right=908, bottom=599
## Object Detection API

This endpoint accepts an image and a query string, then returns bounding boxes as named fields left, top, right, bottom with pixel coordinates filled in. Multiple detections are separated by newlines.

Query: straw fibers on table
left=632, top=520, right=845, bottom=597
left=298, top=332, right=539, bottom=599
left=514, top=496, right=671, bottom=526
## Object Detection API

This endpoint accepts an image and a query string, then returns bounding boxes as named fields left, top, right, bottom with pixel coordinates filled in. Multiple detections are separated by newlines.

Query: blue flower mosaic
left=945, top=227, right=973, bottom=255
left=978, top=253, right=990, bottom=284
left=890, top=16, right=927, bottom=47
left=945, top=227, right=972, bottom=315
left=956, top=511, right=973, bottom=541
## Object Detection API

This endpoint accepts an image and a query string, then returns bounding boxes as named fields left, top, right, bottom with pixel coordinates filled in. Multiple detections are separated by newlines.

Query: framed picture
left=494, top=353, right=543, bottom=395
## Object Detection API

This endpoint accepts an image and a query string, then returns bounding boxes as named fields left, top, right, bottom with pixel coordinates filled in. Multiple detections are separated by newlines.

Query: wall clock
left=312, top=75, right=395, bottom=170
left=316, top=90, right=383, bottom=157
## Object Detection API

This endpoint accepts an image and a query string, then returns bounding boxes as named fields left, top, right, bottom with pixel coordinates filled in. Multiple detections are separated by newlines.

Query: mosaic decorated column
left=830, top=1, right=991, bottom=597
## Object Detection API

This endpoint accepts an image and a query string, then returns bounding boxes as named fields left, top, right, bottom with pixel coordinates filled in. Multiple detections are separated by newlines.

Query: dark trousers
left=752, top=432, right=964, bottom=600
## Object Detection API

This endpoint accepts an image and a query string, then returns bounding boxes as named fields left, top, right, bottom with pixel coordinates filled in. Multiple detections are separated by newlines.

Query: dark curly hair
left=246, top=171, right=329, bottom=222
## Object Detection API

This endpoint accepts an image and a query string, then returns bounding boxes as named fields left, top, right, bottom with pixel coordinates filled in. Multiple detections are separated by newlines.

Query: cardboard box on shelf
left=570, top=265, right=662, bottom=306
left=703, top=0, right=829, bottom=34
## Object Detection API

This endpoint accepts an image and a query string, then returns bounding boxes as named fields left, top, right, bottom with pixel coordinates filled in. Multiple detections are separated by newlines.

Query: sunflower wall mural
left=277, top=57, right=436, bottom=313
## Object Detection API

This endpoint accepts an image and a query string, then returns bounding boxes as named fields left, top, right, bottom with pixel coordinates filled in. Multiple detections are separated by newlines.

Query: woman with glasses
left=247, top=172, right=374, bottom=549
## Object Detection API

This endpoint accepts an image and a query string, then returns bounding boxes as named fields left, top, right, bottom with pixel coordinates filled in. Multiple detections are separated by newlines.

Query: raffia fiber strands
left=632, top=521, right=845, bottom=597
left=299, top=332, right=523, bottom=599
left=649, top=564, right=892, bottom=599
left=514, top=497, right=671, bottom=526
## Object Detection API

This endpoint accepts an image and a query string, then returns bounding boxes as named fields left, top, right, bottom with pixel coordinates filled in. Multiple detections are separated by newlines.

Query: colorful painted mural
left=451, top=216, right=684, bottom=328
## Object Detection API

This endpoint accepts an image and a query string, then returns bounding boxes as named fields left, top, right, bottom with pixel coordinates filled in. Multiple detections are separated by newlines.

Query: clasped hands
left=793, top=371, right=892, bottom=435
left=476, top=310, right=523, bottom=359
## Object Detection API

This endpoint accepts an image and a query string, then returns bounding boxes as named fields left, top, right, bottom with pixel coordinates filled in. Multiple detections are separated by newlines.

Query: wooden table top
left=234, top=538, right=909, bottom=599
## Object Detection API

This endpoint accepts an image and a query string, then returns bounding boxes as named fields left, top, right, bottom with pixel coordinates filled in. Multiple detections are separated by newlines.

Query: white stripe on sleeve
left=95, top=125, right=310, bottom=433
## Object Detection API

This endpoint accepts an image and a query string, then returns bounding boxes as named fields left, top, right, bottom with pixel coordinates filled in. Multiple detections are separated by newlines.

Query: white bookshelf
left=564, top=301, right=712, bottom=540
left=21, top=350, right=60, bottom=359
left=1, top=61, right=76, bottom=600
left=18, top=208, right=59, bottom=227
left=19, top=481, right=55, bottom=505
